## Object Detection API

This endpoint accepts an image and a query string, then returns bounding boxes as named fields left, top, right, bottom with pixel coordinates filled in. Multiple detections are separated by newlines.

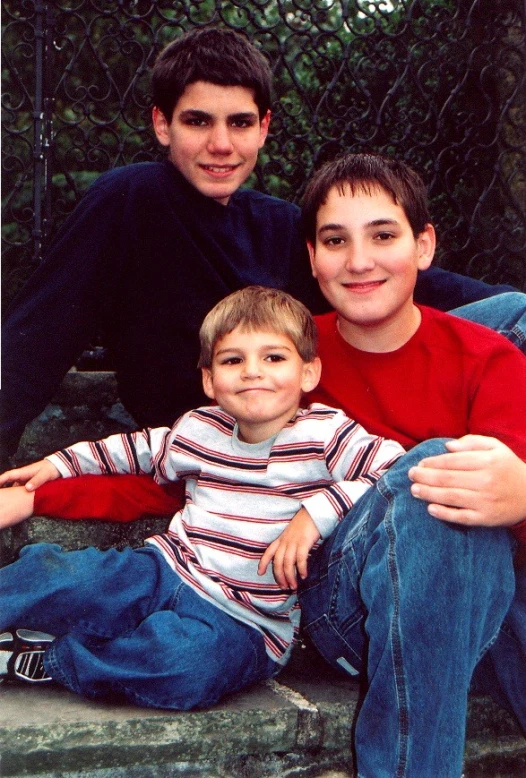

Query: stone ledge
left=10, top=371, right=137, bottom=469
left=1, top=515, right=170, bottom=567
left=2, top=653, right=525, bottom=778
left=1, top=648, right=359, bottom=778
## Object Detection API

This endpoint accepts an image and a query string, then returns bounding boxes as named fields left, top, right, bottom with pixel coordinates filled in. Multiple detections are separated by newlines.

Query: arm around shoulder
left=414, top=266, right=518, bottom=311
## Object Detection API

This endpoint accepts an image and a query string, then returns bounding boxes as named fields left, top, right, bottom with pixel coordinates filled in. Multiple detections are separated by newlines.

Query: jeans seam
left=44, top=640, right=80, bottom=692
left=510, top=324, right=526, bottom=348
left=475, top=622, right=507, bottom=667
left=384, top=502, right=410, bottom=778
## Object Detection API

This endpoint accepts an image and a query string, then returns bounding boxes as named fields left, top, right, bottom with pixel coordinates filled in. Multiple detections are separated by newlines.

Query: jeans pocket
left=304, top=611, right=366, bottom=677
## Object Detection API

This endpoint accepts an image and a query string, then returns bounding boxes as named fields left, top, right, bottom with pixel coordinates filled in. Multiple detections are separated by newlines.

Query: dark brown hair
left=302, top=152, right=431, bottom=243
left=152, top=27, right=272, bottom=122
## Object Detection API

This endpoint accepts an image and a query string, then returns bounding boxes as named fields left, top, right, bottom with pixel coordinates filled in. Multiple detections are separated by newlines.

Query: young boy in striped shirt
left=0, top=286, right=403, bottom=708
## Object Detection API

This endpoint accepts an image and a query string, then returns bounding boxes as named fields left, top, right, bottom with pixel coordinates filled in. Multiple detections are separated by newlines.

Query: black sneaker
left=0, top=629, right=55, bottom=683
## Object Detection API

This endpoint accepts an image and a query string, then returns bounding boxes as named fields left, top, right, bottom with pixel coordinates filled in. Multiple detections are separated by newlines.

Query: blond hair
left=198, top=286, right=318, bottom=368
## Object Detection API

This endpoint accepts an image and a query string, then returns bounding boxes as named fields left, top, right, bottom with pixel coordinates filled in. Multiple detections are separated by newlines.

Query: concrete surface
left=2, top=649, right=525, bottom=778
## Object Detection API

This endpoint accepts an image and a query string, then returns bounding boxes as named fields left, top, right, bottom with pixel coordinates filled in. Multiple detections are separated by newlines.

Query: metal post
left=32, top=0, right=45, bottom=264
left=32, top=0, right=55, bottom=264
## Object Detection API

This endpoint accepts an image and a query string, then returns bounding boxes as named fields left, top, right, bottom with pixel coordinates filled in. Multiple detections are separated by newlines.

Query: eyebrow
left=317, top=218, right=400, bottom=235
left=214, top=343, right=293, bottom=356
left=179, top=109, right=258, bottom=123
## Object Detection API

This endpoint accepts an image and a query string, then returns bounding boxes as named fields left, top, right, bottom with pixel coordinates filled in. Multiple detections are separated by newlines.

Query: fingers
left=414, top=436, right=501, bottom=472
left=425, top=502, right=481, bottom=526
left=0, top=466, right=35, bottom=488
left=258, top=538, right=311, bottom=591
left=257, top=543, right=274, bottom=578
left=409, top=464, right=485, bottom=491
left=258, top=540, right=297, bottom=590
left=410, top=481, right=475, bottom=510
left=445, top=435, right=499, bottom=452
left=410, top=479, right=488, bottom=524
left=271, top=541, right=299, bottom=591
left=33, top=461, right=61, bottom=489
left=412, top=451, right=490, bottom=473
left=258, top=509, right=320, bottom=590
left=408, top=439, right=526, bottom=528
left=0, top=461, right=61, bottom=492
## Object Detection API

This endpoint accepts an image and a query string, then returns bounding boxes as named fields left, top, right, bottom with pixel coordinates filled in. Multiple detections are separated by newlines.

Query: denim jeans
left=298, top=439, right=520, bottom=778
left=0, top=543, right=278, bottom=709
left=451, top=291, right=526, bottom=353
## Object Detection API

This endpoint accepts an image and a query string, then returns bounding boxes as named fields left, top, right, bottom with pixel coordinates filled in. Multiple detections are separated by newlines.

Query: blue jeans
left=0, top=543, right=277, bottom=709
left=451, top=291, right=526, bottom=352
left=298, top=439, right=521, bottom=778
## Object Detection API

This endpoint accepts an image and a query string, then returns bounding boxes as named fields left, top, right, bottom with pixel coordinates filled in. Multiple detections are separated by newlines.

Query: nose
left=241, top=357, right=262, bottom=379
left=344, top=241, right=375, bottom=274
left=207, top=122, right=234, bottom=155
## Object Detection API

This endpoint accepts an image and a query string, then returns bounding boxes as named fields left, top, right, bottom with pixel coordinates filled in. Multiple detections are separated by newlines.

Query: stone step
left=1, top=646, right=525, bottom=778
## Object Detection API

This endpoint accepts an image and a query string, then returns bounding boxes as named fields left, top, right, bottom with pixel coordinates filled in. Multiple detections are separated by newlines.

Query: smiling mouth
left=200, top=164, right=242, bottom=175
left=342, top=280, right=386, bottom=293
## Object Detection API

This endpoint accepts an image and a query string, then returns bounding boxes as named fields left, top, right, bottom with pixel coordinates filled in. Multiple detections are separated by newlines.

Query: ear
left=306, top=240, right=318, bottom=278
left=416, top=223, right=436, bottom=271
left=301, top=356, right=322, bottom=394
left=201, top=368, right=216, bottom=401
left=258, top=110, right=271, bottom=148
left=152, top=106, right=171, bottom=147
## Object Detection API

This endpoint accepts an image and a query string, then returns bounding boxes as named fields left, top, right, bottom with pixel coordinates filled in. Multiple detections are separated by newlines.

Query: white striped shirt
left=47, top=403, right=404, bottom=663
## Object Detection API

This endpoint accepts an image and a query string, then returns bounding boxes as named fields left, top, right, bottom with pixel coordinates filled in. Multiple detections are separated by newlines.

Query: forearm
left=34, top=475, right=184, bottom=521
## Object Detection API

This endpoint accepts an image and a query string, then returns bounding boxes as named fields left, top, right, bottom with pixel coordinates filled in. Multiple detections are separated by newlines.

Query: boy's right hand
left=0, top=459, right=60, bottom=492
left=258, top=507, right=321, bottom=591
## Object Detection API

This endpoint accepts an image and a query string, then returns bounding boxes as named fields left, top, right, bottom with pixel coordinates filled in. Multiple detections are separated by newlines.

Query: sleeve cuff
left=302, top=493, right=340, bottom=539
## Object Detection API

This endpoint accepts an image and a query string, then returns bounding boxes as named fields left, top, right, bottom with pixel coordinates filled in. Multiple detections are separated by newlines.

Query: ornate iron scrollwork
left=2, top=0, right=525, bottom=316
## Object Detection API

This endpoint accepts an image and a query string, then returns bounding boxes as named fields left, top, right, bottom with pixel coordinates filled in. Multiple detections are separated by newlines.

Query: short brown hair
left=302, top=152, right=431, bottom=244
left=198, top=286, right=318, bottom=368
left=152, top=27, right=272, bottom=122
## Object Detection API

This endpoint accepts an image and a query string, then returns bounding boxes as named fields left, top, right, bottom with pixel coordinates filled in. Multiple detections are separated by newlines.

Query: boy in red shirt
left=295, top=152, right=525, bottom=778
left=303, top=153, right=526, bottom=542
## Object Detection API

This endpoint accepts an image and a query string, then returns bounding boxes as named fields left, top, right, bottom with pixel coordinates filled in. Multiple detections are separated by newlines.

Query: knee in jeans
left=18, top=542, right=65, bottom=570
left=380, top=437, right=451, bottom=494
left=402, top=437, right=451, bottom=467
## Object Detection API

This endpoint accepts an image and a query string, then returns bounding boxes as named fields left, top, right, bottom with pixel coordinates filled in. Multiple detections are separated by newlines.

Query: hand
left=258, top=507, right=321, bottom=590
left=0, top=485, right=36, bottom=529
left=408, top=435, right=526, bottom=527
left=0, top=459, right=60, bottom=492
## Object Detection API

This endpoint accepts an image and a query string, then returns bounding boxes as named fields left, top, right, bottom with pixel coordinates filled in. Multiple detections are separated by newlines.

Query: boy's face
left=202, top=326, right=321, bottom=444
left=307, top=184, right=435, bottom=349
left=153, top=81, right=270, bottom=205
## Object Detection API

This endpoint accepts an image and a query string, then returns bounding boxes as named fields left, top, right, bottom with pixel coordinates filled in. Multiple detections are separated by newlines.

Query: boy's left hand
left=258, top=507, right=321, bottom=590
left=408, top=435, right=526, bottom=527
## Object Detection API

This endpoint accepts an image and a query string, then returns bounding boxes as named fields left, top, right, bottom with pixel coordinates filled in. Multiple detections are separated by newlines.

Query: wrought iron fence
left=2, top=0, right=526, bottom=318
